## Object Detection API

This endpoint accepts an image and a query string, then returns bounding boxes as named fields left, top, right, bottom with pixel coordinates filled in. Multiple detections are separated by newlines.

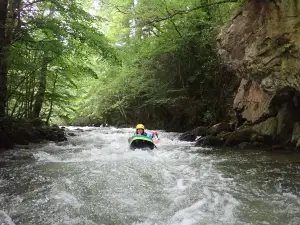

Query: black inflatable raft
left=129, top=135, right=156, bottom=150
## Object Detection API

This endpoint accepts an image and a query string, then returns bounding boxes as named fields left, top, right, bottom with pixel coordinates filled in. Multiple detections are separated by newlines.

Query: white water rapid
left=0, top=127, right=299, bottom=225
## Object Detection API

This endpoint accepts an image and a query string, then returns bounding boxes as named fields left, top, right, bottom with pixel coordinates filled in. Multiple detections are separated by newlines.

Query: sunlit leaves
left=7, top=0, right=116, bottom=122
left=63, top=0, right=241, bottom=128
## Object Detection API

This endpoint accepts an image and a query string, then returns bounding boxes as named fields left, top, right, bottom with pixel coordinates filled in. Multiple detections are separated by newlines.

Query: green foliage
left=5, top=0, right=242, bottom=130
left=6, top=0, right=115, bottom=122
left=66, top=0, right=241, bottom=130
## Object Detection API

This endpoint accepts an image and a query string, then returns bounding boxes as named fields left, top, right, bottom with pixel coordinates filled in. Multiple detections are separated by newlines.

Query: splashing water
left=0, top=127, right=299, bottom=225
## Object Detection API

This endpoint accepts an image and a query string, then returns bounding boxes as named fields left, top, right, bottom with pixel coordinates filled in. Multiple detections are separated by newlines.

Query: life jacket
left=135, top=132, right=147, bottom=136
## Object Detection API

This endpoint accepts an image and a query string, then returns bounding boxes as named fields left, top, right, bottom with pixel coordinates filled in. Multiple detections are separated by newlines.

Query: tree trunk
left=32, top=52, right=48, bottom=118
left=46, top=73, right=58, bottom=124
left=0, top=0, right=22, bottom=117
left=0, top=0, right=8, bottom=117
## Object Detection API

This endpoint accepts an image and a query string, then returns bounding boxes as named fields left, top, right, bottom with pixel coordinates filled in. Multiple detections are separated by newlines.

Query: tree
left=0, top=0, right=21, bottom=116
left=1, top=0, right=116, bottom=122
left=0, top=0, right=8, bottom=117
left=66, top=0, right=241, bottom=130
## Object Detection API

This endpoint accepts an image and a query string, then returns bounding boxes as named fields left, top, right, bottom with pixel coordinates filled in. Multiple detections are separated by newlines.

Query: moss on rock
left=207, top=122, right=232, bottom=136
left=252, top=117, right=278, bottom=137
left=223, top=128, right=255, bottom=147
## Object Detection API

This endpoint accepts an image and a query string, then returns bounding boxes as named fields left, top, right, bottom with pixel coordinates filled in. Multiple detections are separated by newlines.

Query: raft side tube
left=129, top=135, right=156, bottom=150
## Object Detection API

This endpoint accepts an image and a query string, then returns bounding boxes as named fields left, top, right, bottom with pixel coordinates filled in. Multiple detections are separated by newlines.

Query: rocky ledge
left=179, top=119, right=300, bottom=151
left=180, top=0, right=298, bottom=151
left=0, top=118, right=67, bottom=150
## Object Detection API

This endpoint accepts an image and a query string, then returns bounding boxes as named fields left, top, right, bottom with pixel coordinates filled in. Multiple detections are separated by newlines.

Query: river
left=0, top=127, right=299, bottom=225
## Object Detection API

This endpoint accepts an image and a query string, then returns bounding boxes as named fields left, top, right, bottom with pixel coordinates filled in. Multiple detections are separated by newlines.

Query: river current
left=0, top=127, right=299, bottom=225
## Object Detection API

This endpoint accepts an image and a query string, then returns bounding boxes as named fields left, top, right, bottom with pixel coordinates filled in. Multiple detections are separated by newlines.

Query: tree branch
left=146, top=0, right=238, bottom=25
left=162, top=0, right=184, bottom=39
left=115, top=6, right=130, bottom=14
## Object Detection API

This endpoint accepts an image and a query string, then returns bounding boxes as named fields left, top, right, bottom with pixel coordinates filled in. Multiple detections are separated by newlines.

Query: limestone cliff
left=218, top=0, right=300, bottom=143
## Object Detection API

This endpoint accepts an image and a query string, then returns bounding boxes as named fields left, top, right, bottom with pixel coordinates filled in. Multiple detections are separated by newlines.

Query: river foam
left=0, top=127, right=299, bottom=225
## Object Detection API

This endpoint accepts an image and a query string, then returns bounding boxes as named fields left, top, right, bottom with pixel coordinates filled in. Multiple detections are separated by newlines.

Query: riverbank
left=179, top=120, right=300, bottom=152
left=0, top=118, right=67, bottom=150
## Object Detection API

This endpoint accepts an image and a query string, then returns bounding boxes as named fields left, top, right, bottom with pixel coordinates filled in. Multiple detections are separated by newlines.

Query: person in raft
left=128, top=124, right=148, bottom=142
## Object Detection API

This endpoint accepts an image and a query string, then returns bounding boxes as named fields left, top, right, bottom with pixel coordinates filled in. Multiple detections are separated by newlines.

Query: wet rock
left=291, top=122, right=300, bottom=144
left=51, top=124, right=59, bottom=129
left=0, top=129, right=13, bottom=149
left=30, top=127, right=46, bottom=143
left=28, top=118, right=44, bottom=126
left=252, top=117, right=278, bottom=137
left=224, top=118, right=278, bottom=147
left=7, top=128, right=31, bottom=145
left=207, top=122, right=232, bottom=136
left=178, top=132, right=196, bottom=142
left=296, top=138, right=300, bottom=148
left=216, top=131, right=231, bottom=140
left=75, top=128, right=84, bottom=132
left=223, top=128, right=255, bottom=147
left=46, top=127, right=67, bottom=142
left=67, top=132, right=76, bottom=136
left=276, top=100, right=299, bottom=142
left=192, top=126, right=207, bottom=136
left=195, top=135, right=224, bottom=147
left=0, top=118, right=68, bottom=150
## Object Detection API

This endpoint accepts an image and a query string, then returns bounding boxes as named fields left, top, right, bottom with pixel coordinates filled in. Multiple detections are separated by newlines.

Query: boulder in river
left=46, top=127, right=67, bottom=142
left=178, top=131, right=196, bottom=142
left=0, top=118, right=67, bottom=150
left=7, top=128, right=31, bottom=145
left=192, top=126, right=207, bottom=136
left=223, top=128, right=255, bottom=147
left=224, top=118, right=278, bottom=147
left=75, top=128, right=84, bottom=132
left=195, top=135, right=224, bottom=147
left=216, top=131, right=231, bottom=140
left=207, top=122, right=232, bottom=136
left=0, top=129, right=13, bottom=149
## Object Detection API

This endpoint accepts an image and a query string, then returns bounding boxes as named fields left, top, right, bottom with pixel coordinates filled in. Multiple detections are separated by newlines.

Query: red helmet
left=152, top=131, right=158, bottom=136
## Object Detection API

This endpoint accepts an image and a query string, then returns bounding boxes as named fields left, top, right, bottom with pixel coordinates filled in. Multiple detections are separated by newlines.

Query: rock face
left=292, top=122, right=300, bottom=144
left=217, top=0, right=300, bottom=147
